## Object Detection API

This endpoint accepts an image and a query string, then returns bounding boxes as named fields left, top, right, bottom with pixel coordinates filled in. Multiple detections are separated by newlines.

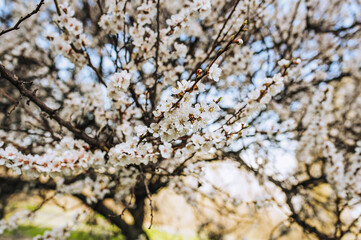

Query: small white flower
left=248, top=89, right=260, bottom=100
left=174, top=43, right=188, bottom=58
left=193, top=0, right=212, bottom=17
left=135, top=125, right=148, bottom=137
left=172, top=80, right=190, bottom=94
left=234, top=38, right=243, bottom=45
left=278, top=59, right=290, bottom=67
left=209, top=64, right=222, bottom=82
left=159, top=142, right=172, bottom=159
left=191, top=134, right=205, bottom=148
left=294, top=58, right=301, bottom=64
left=110, top=71, right=132, bottom=90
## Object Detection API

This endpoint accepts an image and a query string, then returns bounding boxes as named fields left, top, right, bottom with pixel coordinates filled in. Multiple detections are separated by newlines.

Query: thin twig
left=0, top=0, right=45, bottom=36
left=158, top=21, right=248, bottom=121
left=186, top=0, right=242, bottom=82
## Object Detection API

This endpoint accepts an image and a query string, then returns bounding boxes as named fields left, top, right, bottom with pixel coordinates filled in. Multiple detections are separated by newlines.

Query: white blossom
left=209, top=64, right=222, bottom=82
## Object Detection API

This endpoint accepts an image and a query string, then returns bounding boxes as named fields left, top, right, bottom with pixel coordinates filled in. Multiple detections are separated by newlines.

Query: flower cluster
left=1, top=0, right=361, bottom=238
left=297, top=86, right=333, bottom=163
left=98, top=1, right=126, bottom=34
left=57, top=175, right=114, bottom=204
left=46, top=3, right=88, bottom=66
left=108, top=137, right=157, bottom=167
left=228, top=73, right=286, bottom=129
left=296, top=83, right=361, bottom=200
left=151, top=83, right=220, bottom=142
left=209, top=64, right=222, bottom=82
left=108, top=70, right=132, bottom=107
left=0, top=211, right=30, bottom=235
left=0, top=137, right=105, bottom=178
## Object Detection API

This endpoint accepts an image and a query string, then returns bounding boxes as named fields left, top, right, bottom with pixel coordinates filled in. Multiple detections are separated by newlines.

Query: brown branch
left=186, top=0, right=242, bottom=83
left=148, top=0, right=161, bottom=113
left=0, top=88, right=17, bottom=104
left=0, top=64, right=106, bottom=150
left=307, top=20, right=361, bottom=34
left=0, top=0, right=45, bottom=36
left=129, top=84, right=146, bottom=114
left=85, top=51, right=107, bottom=87
left=226, top=151, right=335, bottom=240
left=206, top=0, right=242, bottom=62
left=0, top=88, right=20, bottom=115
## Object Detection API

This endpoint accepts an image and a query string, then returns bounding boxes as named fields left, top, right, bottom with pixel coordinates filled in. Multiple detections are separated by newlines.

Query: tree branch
left=0, top=0, right=45, bottom=36
left=0, top=64, right=106, bottom=150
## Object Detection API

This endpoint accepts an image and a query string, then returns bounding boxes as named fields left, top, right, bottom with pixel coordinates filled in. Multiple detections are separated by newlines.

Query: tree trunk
left=75, top=194, right=148, bottom=240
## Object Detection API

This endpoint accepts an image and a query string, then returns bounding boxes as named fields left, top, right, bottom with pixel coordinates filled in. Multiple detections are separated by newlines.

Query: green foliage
left=3, top=225, right=124, bottom=240
left=3, top=225, right=51, bottom=238
left=3, top=225, right=204, bottom=240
